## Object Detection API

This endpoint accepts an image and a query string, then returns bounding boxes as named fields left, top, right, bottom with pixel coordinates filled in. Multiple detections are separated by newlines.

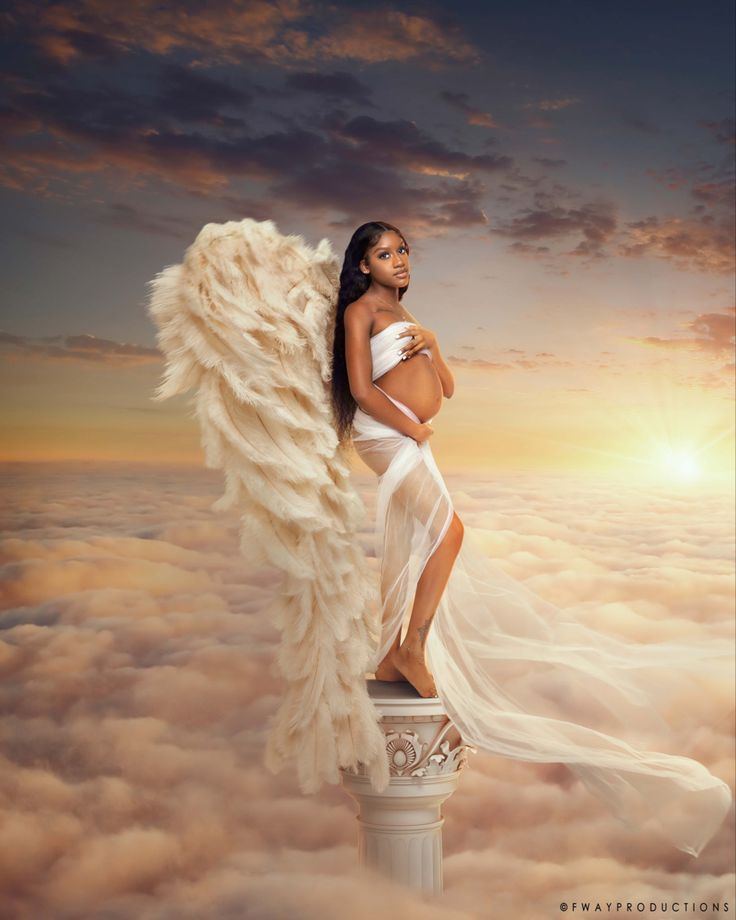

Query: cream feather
left=146, top=217, right=389, bottom=794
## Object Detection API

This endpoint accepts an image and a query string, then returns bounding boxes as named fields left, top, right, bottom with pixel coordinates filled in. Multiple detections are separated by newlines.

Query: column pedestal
left=340, top=679, right=475, bottom=894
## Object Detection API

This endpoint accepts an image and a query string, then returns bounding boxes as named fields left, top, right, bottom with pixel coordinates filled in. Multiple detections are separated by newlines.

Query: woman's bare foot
left=374, top=649, right=406, bottom=682
left=394, top=643, right=438, bottom=698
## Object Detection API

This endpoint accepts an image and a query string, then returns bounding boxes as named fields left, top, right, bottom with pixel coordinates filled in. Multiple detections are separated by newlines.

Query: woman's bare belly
left=374, top=353, right=443, bottom=423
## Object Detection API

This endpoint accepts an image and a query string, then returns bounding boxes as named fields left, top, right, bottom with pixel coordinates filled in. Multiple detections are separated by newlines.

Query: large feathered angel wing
left=146, top=217, right=389, bottom=794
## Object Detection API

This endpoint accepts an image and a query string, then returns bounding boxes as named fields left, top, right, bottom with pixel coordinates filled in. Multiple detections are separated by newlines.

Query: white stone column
left=340, top=679, right=476, bottom=894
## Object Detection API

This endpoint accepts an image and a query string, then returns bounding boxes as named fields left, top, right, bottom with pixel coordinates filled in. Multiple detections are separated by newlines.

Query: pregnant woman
left=329, top=220, right=732, bottom=857
left=332, top=221, right=462, bottom=698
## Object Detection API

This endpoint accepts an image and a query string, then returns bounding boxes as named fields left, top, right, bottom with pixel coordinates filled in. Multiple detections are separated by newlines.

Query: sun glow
left=455, top=360, right=735, bottom=485
left=656, top=445, right=702, bottom=482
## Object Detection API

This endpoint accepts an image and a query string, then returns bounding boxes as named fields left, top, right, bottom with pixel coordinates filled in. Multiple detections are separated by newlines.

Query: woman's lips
left=394, top=270, right=409, bottom=278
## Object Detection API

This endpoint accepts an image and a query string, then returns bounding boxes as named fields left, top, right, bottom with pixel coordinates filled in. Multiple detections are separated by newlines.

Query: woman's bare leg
left=393, top=512, right=464, bottom=696
left=364, top=442, right=463, bottom=689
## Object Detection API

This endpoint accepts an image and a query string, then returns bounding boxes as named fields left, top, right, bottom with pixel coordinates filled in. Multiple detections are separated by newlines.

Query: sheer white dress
left=350, top=321, right=733, bottom=858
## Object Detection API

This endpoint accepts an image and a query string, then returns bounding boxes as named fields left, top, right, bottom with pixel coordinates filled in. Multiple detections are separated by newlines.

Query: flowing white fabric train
left=351, top=388, right=733, bottom=858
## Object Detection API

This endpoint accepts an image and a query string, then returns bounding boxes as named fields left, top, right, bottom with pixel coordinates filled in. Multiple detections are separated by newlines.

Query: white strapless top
left=370, top=321, right=432, bottom=381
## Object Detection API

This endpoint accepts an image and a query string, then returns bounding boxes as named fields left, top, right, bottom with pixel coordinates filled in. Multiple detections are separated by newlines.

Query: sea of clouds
left=0, top=461, right=733, bottom=919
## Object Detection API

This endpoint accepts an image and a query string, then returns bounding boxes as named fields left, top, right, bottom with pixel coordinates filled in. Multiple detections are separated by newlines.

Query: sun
left=656, top=445, right=702, bottom=482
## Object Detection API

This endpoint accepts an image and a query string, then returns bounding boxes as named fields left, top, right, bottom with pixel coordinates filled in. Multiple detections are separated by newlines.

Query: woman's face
left=360, top=230, right=410, bottom=289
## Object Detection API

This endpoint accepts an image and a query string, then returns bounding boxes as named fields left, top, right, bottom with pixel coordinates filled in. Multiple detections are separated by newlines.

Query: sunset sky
left=0, top=0, right=733, bottom=481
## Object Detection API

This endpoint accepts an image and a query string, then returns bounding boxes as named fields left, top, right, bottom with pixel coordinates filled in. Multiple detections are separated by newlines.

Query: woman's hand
left=412, top=422, right=434, bottom=443
left=397, top=323, right=437, bottom=359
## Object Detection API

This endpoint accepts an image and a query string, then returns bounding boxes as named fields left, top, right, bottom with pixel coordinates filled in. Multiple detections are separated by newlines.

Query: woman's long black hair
left=330, top=220, right=409, bottom=444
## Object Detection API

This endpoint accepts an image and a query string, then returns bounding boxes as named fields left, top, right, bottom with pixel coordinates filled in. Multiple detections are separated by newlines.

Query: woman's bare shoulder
left=344, top=298, right=374, bottom=337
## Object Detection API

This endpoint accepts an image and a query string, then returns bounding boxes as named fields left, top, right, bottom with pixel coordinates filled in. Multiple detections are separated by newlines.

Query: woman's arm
left=344, top=305, right=425, bottom=439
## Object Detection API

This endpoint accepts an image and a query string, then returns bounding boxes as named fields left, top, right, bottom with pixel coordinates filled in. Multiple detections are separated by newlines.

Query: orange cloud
left=23, top=1, right=479, bottom=68
left=299, top=11, right=480, bottom=66
left=0, top=332, right=161, bottom=367
left=443, top=348, right=571, bottom=375
left=440, top=91, right=500, bottom=128
left=619, top=214, right=735, bottom=274
left=446, top=355, right=509, bottom=370
left=623, top=308, right=735, bottom=356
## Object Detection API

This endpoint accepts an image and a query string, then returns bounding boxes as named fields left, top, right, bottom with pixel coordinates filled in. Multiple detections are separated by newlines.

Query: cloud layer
left=0, top=462, right=732, bottom=918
